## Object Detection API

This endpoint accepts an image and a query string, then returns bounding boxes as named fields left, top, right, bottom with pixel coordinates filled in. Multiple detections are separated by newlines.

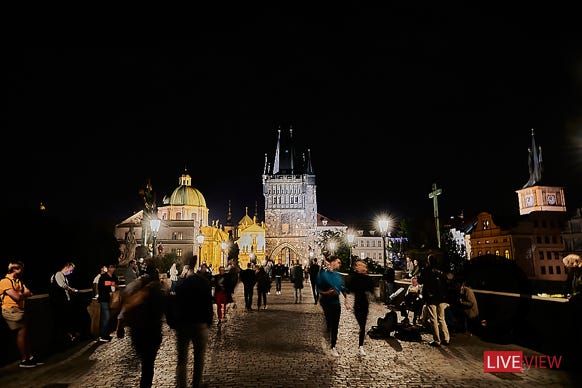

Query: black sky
left=3, top=6, right=582, bottom=230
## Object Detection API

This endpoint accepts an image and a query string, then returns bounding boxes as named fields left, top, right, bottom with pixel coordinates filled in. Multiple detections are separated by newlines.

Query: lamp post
left=378, top=218, right=389, bottom=269
left=221, top=241, right=227, bottom=267
left=197, top=233, right=205, bottom=265
left=149, top=217, right=161, bottom=257
left=347, top=232, right=355, bottom=270
left=328, top=241, right=336, bottom=256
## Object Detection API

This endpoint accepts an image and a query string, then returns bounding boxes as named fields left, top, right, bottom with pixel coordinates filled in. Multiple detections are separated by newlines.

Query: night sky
left=4, top=6, right=582, bottom=231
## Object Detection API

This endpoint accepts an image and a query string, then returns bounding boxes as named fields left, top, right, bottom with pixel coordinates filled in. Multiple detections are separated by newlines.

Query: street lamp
left=150, top=217, right=161, bottom=257
left=378, top=218, right=389, bottom=269
left=197, top=233, right=205, bottom=264
left=347, top=232, right=355, bottom=270
left=328, top=241, right=336, bottom=255
left=221, top=241, right=227, bottom=267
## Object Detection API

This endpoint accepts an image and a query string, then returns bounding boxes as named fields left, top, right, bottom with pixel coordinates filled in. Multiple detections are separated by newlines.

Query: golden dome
left=169, top=173, right=206, bottom=207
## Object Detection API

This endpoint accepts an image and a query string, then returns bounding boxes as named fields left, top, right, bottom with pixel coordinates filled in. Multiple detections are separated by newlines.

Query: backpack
left=377, top=310, right=397, bottom=333
left=1, top=277, right=16, bottom=306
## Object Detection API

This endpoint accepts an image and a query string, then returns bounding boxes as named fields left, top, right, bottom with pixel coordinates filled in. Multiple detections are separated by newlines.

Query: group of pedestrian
left=114, top=255, right=212, bottom=388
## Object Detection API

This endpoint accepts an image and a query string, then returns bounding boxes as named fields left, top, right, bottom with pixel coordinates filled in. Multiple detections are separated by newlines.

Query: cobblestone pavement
left=0, top=280, right=579, bottom=387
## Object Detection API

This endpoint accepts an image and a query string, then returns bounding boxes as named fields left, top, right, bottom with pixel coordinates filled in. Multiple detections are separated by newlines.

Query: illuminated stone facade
left=262, top=127, right=318, bottom=267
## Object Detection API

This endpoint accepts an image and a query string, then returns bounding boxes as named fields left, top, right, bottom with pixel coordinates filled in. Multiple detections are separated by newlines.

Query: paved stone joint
left=0, top=280, right=578, bottom=387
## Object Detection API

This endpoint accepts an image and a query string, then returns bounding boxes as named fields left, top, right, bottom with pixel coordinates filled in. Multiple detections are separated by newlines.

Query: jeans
left=275, top=276, right=282, bottom=292
left=243, top=285, right=254, bottom=309
left=310, top=281, right=319, bottom=303
left=99, top=302, right=111, bottom=338
left=322, top=303, right=341, bottom=348
left=176, top=323, right=209, bottom=388
left=131, top=326, right=162, bottom=388
left=257, top=290, right=267, bottom=308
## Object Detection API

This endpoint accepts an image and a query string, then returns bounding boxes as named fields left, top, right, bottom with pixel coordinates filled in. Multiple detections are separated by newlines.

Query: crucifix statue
left=428, top=183, right=442, bottom=248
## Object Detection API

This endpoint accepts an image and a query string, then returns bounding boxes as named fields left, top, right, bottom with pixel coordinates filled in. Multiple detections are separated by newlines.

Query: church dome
left=168, top=172, right=207, bottom=207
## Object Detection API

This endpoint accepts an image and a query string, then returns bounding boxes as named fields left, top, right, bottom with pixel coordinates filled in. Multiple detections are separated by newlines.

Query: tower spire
left=522, top=128, right=543, bottom=188
left=273, top=126, right=281, bottom=174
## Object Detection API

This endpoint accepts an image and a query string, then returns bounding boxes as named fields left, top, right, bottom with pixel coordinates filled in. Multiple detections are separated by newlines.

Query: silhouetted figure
left=173, top=255, right=213, bottom=388
left=317, top=255, right=348, bottom=356
left=345, top=259, right=375, bottom=356
left=308, top=258, right=321, bottom=304
left=240, top=263, right=256, bottom=310
left=117, top=262, right=164, bottom=388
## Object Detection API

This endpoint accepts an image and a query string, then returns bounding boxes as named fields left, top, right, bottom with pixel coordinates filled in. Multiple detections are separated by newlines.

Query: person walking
left=317, top=255, right=348, bottom=357
left=116, top=262, right=165, bottom=388
left=172, top=255, right=213, bottom=388
left=291, top=261, right=304, bottom=303
left=1, top=261, right=42, bottom=368
left=239, top=262, right=256, bottom=310
left=255, top=265, right=271, bottom=310
left=419, top=254, right=450, bottom=347
left=272, top=260, right=285, bottom=295
left=308, top=258, right=321, bottom=304
left=345, top=259, right=375, bottom=356
left=212, top=266, right=230, bottom=324
left=169, top=261, right=179, bottom=294
left=97, top=264, right=119, bottom=342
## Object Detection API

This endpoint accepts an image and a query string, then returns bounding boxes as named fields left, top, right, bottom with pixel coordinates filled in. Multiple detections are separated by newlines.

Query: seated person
left=398, top=276, right=423, bottom=325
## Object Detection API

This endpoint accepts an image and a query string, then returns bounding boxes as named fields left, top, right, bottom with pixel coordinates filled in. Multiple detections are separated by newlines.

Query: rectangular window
left=540, top=266, right=546, bottom=275
left=539, top=251, right=544, bottom=260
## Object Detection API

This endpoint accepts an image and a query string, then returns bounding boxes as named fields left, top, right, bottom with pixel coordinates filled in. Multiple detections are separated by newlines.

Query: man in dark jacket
left=418, top=254, right=450, bottom=347
left=308, top=258, right=321, bottom=304
left=240, top=262, right=257, bottom=310
left=173, top=255, right=213, bottom=388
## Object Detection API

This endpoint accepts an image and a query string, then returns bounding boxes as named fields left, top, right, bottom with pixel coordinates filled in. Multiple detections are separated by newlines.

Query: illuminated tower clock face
left=525, top=195, right=534, bottom=207
left=547, top=194, right=557, bottom=205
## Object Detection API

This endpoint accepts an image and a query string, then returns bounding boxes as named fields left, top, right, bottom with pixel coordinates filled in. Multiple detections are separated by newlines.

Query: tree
left=315, top=230, right=351, bottom=272
left=441, top=229, right=467, bottom=274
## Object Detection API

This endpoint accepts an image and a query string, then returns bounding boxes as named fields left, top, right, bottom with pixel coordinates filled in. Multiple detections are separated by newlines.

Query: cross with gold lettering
left=428, top=183, right=442, bottom=248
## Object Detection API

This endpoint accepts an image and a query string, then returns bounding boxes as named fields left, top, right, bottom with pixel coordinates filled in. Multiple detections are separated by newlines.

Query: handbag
left=109, top=289, right=122, bottom=309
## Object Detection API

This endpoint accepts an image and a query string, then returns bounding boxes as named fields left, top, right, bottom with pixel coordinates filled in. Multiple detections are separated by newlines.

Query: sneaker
left=28, top=356, right=44, bottom=365
left=429, top=341, right=441, bottom=347
left=358, top=346, right=366, bottom=356
left=99, top=336, right=112, bottom=342
left=263, top=305, right=267, bottom=310
left=442, top=340, right=450, bottom=346
left=330, top=347, right=340, bottom=357
left=19, top=359, right=37, bottom=368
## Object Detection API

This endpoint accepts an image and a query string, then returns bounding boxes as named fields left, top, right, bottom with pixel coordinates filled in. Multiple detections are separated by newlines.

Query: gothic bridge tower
left=262, top=126, right=318, bottom=266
